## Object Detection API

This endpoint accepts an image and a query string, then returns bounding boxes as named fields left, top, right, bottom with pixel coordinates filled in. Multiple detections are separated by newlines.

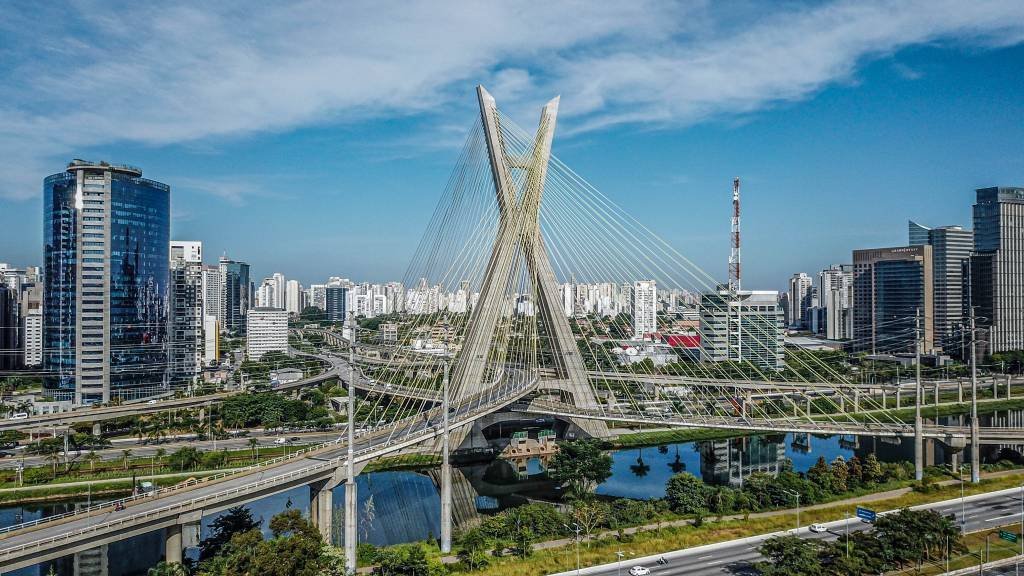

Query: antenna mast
left=729, top=177, right=741, bottom=293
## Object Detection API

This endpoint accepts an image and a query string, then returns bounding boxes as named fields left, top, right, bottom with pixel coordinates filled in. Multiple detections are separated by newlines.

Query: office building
left=819, top=265, right=853, bottom=341
left=43, top=160, right=169, bottom=403
left=852, top=245, right=934, bottom=354
left=272, top=272, right=286, bottom=310
left=700, top=288, right=784, bottom=371
left=325, top=286, right=347, bottom=322
left=0, top=284, right=17, bottom=371
left=219, top=256, right=250, bottom=335
left=787, top=273, right=813, bottom=329
left=246, top=308, right=288, bottom=360
left=169, top=241, right=204, bottom=384
left=967, top=187, right=1024, bottom=353
left=632, top=280, right=657, bottom=339
left=909, top=221, right=973, bottom=350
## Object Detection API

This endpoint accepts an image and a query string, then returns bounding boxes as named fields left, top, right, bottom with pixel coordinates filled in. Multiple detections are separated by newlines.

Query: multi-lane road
left=553, top=487, right=1024, bottom=576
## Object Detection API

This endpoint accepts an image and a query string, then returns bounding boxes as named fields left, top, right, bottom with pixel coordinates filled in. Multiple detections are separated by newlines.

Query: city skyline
left=2, top=2, right=1024, bottom=293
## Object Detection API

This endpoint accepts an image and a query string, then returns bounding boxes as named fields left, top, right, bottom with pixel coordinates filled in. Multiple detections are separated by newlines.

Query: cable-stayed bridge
left=0, top=86, right=1016, bottom=573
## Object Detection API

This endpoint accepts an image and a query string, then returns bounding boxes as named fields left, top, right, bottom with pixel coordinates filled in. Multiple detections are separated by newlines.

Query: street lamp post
left=616, top=550, right=624, bottom=576
left=845, top=511, right=850, bottom=559
left=564, top=523, right=582, bottom=576
left=784, top=490, right=801, bottom=532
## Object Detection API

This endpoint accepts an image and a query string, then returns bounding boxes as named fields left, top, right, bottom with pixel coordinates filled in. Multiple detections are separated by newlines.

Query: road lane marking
left=985, top=513, right=1020, bottom=522
left=697, top=555, right=713, bottom=560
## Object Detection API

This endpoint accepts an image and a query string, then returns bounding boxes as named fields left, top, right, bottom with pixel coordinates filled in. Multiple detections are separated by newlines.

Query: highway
left=555, top=487, right=1024, bottom=576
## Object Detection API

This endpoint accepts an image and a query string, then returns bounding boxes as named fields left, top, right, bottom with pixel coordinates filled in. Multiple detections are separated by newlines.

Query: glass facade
left=43, top=172, right=78, bottom=393
left=43, top=162, right=169, bottom=402
left=108, top=173, right=169, bottom=396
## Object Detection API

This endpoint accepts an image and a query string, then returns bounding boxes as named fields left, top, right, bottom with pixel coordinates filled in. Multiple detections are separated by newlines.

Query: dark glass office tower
left=44, top=160, right=170, bottom=404
left=219, top=256, right=250, bottom=335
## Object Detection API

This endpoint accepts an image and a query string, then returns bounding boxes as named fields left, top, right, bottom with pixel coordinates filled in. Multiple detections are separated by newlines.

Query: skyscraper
left=967, top=187, right=1024, bottom=353
left=852, top=245, right=934, bottom=354
left=325, top=286, right=347, bottom=322
left=286, top=279, right=302, bottom=315
left=246, top=308, right=288, bottom=360
left=219, top=256, right=250, bottom=335
left=44, top=160, right=169, bottom=403
left=169, top=241, right=204, bottom=385
left=787, top=273, right=813, bottom=329
left=632, top=280, right=657, bottom=339
left=819, top=265, right=853, bottom=341
left=908, top=220, right=973, bottom=350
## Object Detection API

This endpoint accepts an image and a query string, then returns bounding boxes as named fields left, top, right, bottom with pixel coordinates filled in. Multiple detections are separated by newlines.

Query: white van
left=8, top=413, right=28, bottom=420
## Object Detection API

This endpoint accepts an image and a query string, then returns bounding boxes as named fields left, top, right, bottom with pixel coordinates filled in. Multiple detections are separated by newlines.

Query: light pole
left=845, top=511, right=850, bottom=559
left=616, top=550, right=624, bottom=576
left=564, top=523, right=582, bottom=575
left=784, top=490, right=801, bottom=532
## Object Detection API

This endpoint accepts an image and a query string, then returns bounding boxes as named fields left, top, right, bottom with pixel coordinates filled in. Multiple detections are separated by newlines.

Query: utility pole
left=440, top=361, right=452, bottom=553
left=345, top=321, right=357, bottom=574
left=915, top=308, right=924, bottom=481
left=970, top=307, right=980, bottom=484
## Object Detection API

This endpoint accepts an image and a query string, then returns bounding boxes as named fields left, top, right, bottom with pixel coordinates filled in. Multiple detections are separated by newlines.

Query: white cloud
left=0, top=0, right=1022, bottom=199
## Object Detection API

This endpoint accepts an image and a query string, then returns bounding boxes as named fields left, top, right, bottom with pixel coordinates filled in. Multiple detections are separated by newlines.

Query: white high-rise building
left=632, top=280, right=657, bottom=339
left=202, top=265, right=223, bottom=327
left=169, top=241, right=204, bottom=384
left=819, top=265, right=853, bottom=340
left=203, top=314, right=219, bottom=365
left=23, top=310, right=42, bottom=366
left=309, top=284, right=327, bottom=311
left=286, top=279, right=302, bottom=315
left=272, top=273, right=286, bottom=310
left=256, top=278, right=277, bottom=309
left=787, top=273, right=813, bottom=328
left=246, top=308, right=289, bottom=360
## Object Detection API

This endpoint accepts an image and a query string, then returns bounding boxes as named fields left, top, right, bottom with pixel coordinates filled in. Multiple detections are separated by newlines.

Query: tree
left=207, top=510, right=343, bottom=576
left=862, top=453, right=883, bottom=484
left=168, top=447, right=202, bottom=471
left=121, top=449, right=133, bottom=471
left=665, top=473, right=709, bottom=514
left=548, top=439, right=613, bottom=499
left=373, top=544, right=432, bottom=576
left=830, top=456, right=849, bottom=493
left=757, top=535, right=824, bottom=576
left=456, top=529, right=490, bottom=571
left=200, top=506, right=261, bottom=561
left=570, top=500, right=608, bottom=545
left=148, top=562, right=189, bottom=576
left=806, top=456, right=834, bottom=493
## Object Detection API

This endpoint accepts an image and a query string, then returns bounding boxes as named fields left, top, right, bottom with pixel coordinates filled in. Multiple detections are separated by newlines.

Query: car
left=629, top=567, right=651, bottom=576
left=147, top=399, right=158, bottom=404
left=809, top=523, right=828, bottom=533
left=274, top=438, right=288, bottom=445
left=8, top=413, right=28, bottom=421
left=289, top=436, right=301, bottom=442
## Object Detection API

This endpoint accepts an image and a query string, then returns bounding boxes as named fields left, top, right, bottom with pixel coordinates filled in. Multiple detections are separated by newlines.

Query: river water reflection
left=6, top=409, right=1022, bottom=575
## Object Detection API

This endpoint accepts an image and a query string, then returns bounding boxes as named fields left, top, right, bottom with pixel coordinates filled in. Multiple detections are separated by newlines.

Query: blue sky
left=1, top=1, right=1023, bottom=292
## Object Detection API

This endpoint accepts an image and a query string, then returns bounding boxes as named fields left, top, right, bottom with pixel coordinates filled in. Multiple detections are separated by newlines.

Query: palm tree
left=85, top=450, right=101, bottom=472
left=155, top=448, right=167, bottom=472
left=629, top=448, right=650, bottom=478
left=248, top=438, right=259, bottom=463
left=121, top=449, right=133, bottom=471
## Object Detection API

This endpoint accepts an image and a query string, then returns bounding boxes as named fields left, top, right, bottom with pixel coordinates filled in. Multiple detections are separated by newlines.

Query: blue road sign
left=855, top=507, right=877, bottom=522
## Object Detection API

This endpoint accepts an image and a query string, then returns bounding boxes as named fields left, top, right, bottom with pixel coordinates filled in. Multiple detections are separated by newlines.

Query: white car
left=809, top=523, right=828, bottom=533
left=629, top=567, right=651, bottom=576
left=274, top=438, right=288, bottom=445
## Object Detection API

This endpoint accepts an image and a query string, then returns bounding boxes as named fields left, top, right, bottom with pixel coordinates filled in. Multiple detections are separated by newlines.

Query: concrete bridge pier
left=882, top=389, right=888, bottom=408
left=165, top=524, right=182, bottom=565
left=896, top=389, right=901, bottom=409
left=344, top=479, right=357, bottom=570
left=310, top=479, right=336, bottom=542
left=958, top=380, right=963, bottom=403
left=1007, top=375, right=1012, bottom=399
left=853, top=390, right=860, bottom=412
left=440, top=362, right=452, bottom=554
